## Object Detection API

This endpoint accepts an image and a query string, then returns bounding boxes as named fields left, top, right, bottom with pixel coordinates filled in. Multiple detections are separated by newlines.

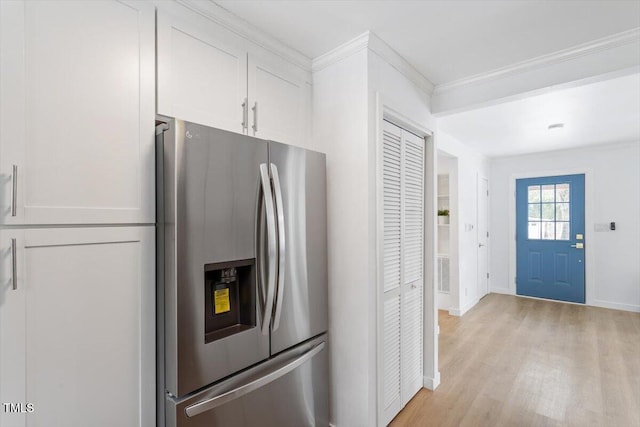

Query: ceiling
left=213, top=1, right=640, bottom=157
left=438, top=73, right=640, bottom=157
left=214, top=0, right=640, bottom=85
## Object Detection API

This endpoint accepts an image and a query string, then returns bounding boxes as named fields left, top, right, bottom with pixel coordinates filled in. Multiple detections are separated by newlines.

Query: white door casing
left=477, top=176, right=489, bottom=299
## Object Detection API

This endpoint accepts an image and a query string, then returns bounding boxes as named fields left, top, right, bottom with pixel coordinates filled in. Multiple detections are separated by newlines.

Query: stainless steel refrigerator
left=156, top=119, right=328, bottom=427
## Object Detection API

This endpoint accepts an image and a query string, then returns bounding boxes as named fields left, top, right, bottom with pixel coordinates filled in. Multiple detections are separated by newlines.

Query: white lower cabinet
left=0, top=226, right=155, bottom=427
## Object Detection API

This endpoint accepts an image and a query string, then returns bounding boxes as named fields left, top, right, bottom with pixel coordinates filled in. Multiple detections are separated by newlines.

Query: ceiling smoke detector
left=548, top=123, right=564, bottom=130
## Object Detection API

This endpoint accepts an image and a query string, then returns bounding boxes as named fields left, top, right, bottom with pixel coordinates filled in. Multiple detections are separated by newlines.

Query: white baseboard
left=448, top=297, right=479, bottom=317
left=448, top=308, right=461, bottom=316
left=591, top=299, right=640, bottom=313
left=424, top=372, right=440, bottom=390
left=501, top=293, right=640, bottom=313
left=489, top=287, right=513, bottom=295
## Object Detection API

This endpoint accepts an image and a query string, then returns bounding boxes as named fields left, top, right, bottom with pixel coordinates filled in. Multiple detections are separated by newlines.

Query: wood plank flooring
left=390, top=293, right=640, bottom=426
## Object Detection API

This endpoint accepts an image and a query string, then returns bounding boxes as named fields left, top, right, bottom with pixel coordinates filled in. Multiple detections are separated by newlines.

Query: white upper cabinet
left=157, top=7, right=311, bottom=146
left=247, top=55, right=308, bottom=145
left=157, top=9, right=248, bottom=134
left=0, top=0, right=156, bottom=225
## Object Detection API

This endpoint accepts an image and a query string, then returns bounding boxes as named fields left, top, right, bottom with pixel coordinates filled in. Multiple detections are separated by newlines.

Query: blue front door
left=516, top=174, right=585, bottom=303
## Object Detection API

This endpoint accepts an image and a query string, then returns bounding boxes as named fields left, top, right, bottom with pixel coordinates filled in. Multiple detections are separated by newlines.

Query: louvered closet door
left=382, top=121, right=402, bottom=425
left=381, top=120, right=424, bottom=425
left=401, top=131, right=424, bottom=407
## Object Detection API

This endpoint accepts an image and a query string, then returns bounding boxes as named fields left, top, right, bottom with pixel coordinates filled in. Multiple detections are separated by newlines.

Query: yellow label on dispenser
left=214, top=288, right=230, bottom=314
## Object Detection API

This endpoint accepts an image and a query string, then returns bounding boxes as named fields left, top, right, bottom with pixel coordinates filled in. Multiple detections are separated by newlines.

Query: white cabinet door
left=157, top=9, right=248, bottom=134
left=0, top=228, right=26, bottom=427
left=0, top=0, right=155, bottom=225
left=248, top=56, right=308, bottom=145
left=0, top=227, right=155, bottom=427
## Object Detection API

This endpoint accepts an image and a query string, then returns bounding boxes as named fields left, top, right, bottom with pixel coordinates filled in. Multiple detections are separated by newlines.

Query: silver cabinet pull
left=259, top=163, right=277, bottom=335
left=241, top=98, right=248, bottom=132
left=270, top=163, right=285, bottom=331
left=11, top=238, right=17, bottom=290
left=252, top=101, right=258, bottom=134
left=185, top=341, right=325, bottom=417
left=11, top=164, right=17, bottom=217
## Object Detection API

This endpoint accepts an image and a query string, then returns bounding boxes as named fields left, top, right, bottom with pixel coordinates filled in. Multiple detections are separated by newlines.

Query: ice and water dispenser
left=204, top=259, right=256, bottom=344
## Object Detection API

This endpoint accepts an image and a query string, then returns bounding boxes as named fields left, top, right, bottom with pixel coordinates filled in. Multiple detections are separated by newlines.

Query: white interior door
left=381, top=121, right=403, bottom=425
left=401, top=130, right=424, bottom=406
left=380, top=120, right=424, bottom=425
left=477, top=176, right=489, bottom=298
left=0, top=0, right=155, bottom=225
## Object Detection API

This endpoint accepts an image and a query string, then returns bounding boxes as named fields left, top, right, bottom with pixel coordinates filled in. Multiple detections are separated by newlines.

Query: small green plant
left=438, top=209, right=449, bottom=216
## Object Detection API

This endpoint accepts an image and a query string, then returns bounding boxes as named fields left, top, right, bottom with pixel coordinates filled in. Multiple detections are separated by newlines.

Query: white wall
left=489, top=141, right=640, bottom=312
left=436, top=132, right=489, bottom=315
left=312, top=49, right=372, bottom=427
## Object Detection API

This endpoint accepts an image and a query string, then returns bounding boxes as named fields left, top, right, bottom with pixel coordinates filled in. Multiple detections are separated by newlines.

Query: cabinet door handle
left=252, top=101, right=258, bottom=134
left=11, top=164, right=17, bottom=217
left=11, top=238, right=17, bottom=290
left=241, top=98, right=248, bottom=132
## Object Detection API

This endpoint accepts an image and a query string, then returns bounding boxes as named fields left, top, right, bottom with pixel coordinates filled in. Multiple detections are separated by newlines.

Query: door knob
left=478, top=243, right=485, bottom=248
left=570, top=243, right=584, bottom=249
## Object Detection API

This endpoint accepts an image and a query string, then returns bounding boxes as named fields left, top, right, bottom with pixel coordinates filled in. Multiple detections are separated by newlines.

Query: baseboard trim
left=592, top=299, right=640, bottom=313
left=489, top=287, right=513, bottom=295
left=448, top=297, right=479, bottom=317
left=505, top=294, right=640, bottom=313
left=424, top=372, right=440, bottom=391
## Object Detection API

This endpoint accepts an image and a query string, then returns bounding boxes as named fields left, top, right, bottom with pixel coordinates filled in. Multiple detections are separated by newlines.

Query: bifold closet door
left=381, top=120, right=424, bottom=425
left=401, top=129, right=424, bottom=407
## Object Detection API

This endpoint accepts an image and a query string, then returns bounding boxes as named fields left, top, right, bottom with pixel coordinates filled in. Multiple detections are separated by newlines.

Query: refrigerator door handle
left=259, top=163, right=277, bottom=335
left=184, top=341, right=325, bottom=417
left=270, top=163, right=286, bottom=331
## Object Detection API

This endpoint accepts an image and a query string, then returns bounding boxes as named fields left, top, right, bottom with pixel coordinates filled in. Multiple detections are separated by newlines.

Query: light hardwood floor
left=390, top=293, right=640, bottom=426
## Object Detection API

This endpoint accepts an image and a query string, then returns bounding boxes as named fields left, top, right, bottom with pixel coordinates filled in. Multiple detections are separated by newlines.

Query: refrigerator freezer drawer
left=166, top=334, right=329, bottom=427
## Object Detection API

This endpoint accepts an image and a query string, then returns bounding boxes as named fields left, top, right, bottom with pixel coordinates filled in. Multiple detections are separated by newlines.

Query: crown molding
left=311, top=31, right=371, bottom=72
left=434, top=27, right=640, bottom=94
left=312, top=31, right=435, bottom=95
left=177, top=0, right=312, bottom=71
left=368, top=33, right=435, bottom=95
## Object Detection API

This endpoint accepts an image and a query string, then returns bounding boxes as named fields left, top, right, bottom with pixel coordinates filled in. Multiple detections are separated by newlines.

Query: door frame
left=477, top=174, right=489, bottom=299
left=507, top=168, right=594, bottom=305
